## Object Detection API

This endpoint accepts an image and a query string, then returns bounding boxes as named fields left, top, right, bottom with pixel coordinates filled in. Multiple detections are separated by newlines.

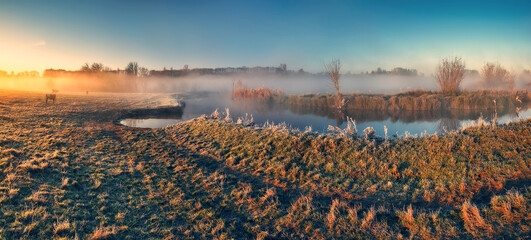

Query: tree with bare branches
left=91, top=62, right=104, bottom=72
left=126, top=62, right=139, bottom=76
left=325, top=59, right=344, bottom=109
left=436, top=57, right=465, bottom=94
left=481, top=63, right=514, bottom=89
left=80, top=63, right=90, bottom=72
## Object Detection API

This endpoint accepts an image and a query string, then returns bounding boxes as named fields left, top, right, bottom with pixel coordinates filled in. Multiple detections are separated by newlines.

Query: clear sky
left=0, top=0, right=530, bottom=74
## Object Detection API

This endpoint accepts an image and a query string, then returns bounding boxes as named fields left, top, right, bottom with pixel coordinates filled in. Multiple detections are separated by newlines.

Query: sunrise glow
left=1, top=0, right=530, bottom=75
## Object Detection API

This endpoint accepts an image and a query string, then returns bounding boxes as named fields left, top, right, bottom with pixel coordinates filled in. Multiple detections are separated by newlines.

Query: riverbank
left=234, top=88, right=530, bottom=112
left=0, top=90, right=529, bottom=239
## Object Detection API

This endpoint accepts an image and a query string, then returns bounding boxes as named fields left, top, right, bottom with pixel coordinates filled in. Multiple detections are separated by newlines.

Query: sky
left=0, top=0, right=530, bottom=74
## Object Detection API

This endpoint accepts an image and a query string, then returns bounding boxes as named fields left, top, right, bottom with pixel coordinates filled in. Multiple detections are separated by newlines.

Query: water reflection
left=123, top=91, right=530, bottom=136
left=121, top=118, right=182, bottom=128
left=120, top=105, right=184, bottom=128
left=286, top=104, right=517, bottom=125
left=438, top=118, right=460, bottom=133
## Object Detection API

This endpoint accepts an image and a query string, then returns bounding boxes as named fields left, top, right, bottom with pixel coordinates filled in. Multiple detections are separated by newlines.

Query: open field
left=0, top=90, right=529, bottom=239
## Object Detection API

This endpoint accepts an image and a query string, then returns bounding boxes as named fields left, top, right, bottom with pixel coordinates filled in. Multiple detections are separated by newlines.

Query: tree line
left=78, top=62, right=149, bottom=77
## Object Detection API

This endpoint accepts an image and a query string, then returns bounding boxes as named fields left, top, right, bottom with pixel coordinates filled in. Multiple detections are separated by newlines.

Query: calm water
left=120, top=91, right=531, bottom=136
left=120, top=118, right=182, bottom=128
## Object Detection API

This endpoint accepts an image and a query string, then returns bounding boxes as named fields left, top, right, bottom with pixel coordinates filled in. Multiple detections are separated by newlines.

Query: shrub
left=436, top=57, right=465, bottom=94
left=325, top=59, right=344, bottom=109
left=232, top=80, right=282, bottom=101
left=481, top=63, right=515, bottom=89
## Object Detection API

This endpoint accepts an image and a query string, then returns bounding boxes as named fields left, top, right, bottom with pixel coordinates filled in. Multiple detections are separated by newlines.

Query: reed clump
left=232, top=80, right=283, bottom=101
left=234, top=84, right=529, bottom=113
left=282, top=89, right=529, bottom=112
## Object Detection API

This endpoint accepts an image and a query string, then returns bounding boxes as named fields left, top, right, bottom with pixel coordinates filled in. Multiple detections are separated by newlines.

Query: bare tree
left=325, top=59, right=344, bottom=109
left=90, top=62, right=104, bottom=72
left=139, top=67, right=150, bottom=77
left=436, top=57, right=465, bottom=94
left=481, top=63, right=514, bottom=89
left=80, top=63, right=90, bottom=72
left=125, top=62, right=139, bottom=76
left=80, top=62, right=104, bottom=72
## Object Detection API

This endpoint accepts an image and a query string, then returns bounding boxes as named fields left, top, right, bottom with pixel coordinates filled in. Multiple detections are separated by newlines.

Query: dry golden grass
left=53, top=219, right=71, bottom=235
left=283, top=89, right=529, bottom=112
left=89, top=224, right=117, bottom=240
left=0, top=89, right=529, bottom=239
left=232, top=80, right=283, bottom=101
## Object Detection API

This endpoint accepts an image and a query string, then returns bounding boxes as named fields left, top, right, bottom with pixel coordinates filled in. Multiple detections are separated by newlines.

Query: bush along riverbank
left=232, top=86, right=529, bottom=111
left=276, top=90, right=530, bottom=112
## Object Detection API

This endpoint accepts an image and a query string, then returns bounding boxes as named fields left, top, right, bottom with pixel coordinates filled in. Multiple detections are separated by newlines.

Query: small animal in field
left=52, top=89, right=59, bottom=93
left=45, top=94, right=56, bottom=103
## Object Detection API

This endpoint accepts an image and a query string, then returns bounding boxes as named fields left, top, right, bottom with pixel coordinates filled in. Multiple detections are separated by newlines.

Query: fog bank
left=1, top=71, right=529, bottom=94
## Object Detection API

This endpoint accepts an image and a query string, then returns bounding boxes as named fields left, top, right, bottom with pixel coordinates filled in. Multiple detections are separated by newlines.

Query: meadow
left=0, top=89, right=529, bottom=239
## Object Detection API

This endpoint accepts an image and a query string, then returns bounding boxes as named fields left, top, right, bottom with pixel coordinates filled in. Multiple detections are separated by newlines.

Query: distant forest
left=1, top=62, right=429, bottom=79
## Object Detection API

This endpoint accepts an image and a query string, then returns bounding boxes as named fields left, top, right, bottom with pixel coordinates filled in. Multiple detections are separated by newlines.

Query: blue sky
left=0, top=0, right=530, bottom=73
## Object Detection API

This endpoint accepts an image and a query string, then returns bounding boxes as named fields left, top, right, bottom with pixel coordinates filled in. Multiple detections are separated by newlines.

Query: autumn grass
left=280, top=89, right=530, bottom=112
left=0, top=89, right=529, bottom=239
left=232, top=81, right=283, bottom=101
left=233, top=88, right=530, bottom=125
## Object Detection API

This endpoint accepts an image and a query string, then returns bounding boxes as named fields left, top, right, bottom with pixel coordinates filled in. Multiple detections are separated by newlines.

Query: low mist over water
left=120, top=91, right=531, bottom=137
left=2, top=68, right=530, bottom=94
left=1, top=73, right=439, bottom=94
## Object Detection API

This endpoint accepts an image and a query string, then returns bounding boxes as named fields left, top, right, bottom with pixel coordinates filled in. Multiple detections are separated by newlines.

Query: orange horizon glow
left=1, top=1, right=530, bottom=75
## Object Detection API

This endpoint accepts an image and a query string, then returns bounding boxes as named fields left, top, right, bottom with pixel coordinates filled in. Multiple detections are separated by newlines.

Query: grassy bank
left=279, top=90, right=530, bottom=112
left=232, top=86, right=530, bottom=112
left=0, top=90, right=529, bottom=239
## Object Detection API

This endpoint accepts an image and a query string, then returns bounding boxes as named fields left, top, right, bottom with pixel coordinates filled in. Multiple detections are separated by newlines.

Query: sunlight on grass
left=0, top=89, right=528, bottom=239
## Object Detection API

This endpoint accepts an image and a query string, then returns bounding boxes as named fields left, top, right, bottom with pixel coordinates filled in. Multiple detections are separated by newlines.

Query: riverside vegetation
left=0, top=89, right=529, bottom=239
left=233, top=85, right=529, bottom=113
